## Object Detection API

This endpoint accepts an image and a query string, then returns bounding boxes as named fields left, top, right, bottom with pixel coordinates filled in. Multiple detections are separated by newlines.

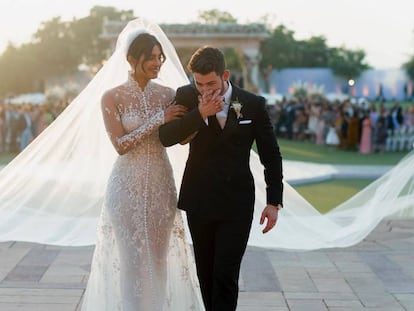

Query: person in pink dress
left=359, top=112, right=372, bottom=154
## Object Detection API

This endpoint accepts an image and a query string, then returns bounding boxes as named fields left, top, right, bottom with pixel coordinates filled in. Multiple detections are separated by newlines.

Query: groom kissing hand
left=159, top=45, right=283, bottom=311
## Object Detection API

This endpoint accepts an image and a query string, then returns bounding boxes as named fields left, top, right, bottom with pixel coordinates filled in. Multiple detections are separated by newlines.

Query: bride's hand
left=164, top=103, right=187, bottom=123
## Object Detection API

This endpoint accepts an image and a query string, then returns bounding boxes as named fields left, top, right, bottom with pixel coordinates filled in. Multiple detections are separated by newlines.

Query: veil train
left=0, top=17, right=413, bottom=250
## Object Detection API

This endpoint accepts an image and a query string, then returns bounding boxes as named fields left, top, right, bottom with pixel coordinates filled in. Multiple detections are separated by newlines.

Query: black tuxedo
left=159, top=83, right=283, bottom=310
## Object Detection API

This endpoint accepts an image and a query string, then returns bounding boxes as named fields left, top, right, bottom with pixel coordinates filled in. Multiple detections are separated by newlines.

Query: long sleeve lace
left=101, top=78, right=174, bottom=155
left=117, top=110, right=164, bottom=150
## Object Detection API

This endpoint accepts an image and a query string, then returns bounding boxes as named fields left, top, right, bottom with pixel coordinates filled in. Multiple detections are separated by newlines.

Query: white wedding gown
left=0, top=17, right=413, bottom=310
left=80, top=77, right=203, bottom=310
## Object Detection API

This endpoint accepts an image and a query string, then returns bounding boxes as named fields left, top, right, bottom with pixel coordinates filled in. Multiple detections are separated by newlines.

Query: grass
left=0, top=153, right=17, bottom=166
left=294, top=178, right=374, bottom=213
left=277, top=138, right=408, bottom=165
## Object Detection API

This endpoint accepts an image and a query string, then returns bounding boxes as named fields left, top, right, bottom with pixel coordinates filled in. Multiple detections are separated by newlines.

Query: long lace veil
left=0, top=18, right=188, bottom=245
left=0, top=17, right=413, bottom=250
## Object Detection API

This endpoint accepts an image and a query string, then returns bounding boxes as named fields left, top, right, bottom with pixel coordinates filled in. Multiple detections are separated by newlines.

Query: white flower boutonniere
left=230, top=99, right=243, bottom=119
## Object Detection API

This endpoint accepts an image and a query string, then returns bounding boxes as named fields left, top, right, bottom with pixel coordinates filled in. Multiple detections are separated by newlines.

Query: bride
left=80, top=30, right=203, bottom=309
left=0, top=16, right=414, bottom=309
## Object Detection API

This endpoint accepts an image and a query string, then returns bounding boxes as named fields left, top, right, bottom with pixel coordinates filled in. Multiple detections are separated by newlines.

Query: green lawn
left=294, top=178, right=374, bottom=213
left=277, top=138, right=407, bottom=165
left=0, top=153, right=17, bottom=166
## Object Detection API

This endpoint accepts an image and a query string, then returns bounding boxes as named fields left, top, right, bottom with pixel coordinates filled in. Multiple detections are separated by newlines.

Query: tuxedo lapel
left=226, top=87, right=243, bottom=127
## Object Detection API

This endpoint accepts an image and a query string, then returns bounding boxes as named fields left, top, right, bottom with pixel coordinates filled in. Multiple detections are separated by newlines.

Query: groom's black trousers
left=187, top=213, right=253, bottom=311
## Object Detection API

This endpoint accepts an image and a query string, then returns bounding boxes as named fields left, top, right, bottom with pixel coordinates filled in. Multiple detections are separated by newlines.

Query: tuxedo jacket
left=159, top=83, right=283, bottom=220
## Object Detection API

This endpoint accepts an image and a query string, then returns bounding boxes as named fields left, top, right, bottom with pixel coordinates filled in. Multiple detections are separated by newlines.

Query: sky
left=0, top=0, right=413, bottom=69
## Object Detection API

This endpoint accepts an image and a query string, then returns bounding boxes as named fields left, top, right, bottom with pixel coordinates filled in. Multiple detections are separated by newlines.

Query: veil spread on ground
left=0, top=17, right=413, bottom=250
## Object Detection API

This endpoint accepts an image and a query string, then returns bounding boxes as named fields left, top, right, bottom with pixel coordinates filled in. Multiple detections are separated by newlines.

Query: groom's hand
left=198, top=89, right=223, bottom=119
left=260, top=204, right=280, bottom=234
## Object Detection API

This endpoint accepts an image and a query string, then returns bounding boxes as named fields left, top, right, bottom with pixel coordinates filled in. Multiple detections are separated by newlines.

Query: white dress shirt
left=204, top=82, right=233, bottom=128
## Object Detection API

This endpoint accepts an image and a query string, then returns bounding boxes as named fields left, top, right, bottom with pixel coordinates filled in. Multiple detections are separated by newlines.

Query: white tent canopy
left=5, top=93, right=46, bottom=105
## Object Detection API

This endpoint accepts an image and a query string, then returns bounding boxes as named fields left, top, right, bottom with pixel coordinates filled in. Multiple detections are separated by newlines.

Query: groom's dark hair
left=187, top=46, right=226, bottom=76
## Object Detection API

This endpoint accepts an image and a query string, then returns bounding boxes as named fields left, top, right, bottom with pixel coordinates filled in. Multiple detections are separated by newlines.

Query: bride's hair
left=127, top=33, right=166, bottom=72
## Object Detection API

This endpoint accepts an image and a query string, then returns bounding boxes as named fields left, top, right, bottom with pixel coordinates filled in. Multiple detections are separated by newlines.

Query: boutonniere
left=230, top=98, right=243, bottom=119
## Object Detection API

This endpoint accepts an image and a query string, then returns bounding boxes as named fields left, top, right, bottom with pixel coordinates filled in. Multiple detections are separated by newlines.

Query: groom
left=159, top=46, right=283, bottom=311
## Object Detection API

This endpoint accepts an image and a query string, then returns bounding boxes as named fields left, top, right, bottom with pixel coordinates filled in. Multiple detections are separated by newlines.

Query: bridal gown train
left=80, top=76, right=203, bottom=310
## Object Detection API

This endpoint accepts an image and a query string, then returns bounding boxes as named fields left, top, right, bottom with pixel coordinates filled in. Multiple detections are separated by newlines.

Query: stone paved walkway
left=1, top=219, right=413, bottom=310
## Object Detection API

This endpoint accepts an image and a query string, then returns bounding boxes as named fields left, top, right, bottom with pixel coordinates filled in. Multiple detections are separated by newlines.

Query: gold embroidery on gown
left=81, top=75, right=203, bottom=310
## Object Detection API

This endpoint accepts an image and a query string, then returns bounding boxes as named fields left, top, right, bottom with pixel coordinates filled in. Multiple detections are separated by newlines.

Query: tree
left=223, top=48, right=242, bottom=71
left=328, top=47, right=370, bottom=80
left=0, top=6, right=134, bottom=96
left=71, top=6, right=134, bottom=70
left=0, top=43, right=40, bottom=95
left=259, top=25, right=297, bottom=92
left=260, top=25, right=297, bottom=70
left=297, top=36, right=330, bottom=67
left=197, top=9, right=237, bottom=24
left=32, top=17, right=79, bottom=78
left=258, top=24, right=371, bottom=92
left=403, top=56, right=414, bottom=82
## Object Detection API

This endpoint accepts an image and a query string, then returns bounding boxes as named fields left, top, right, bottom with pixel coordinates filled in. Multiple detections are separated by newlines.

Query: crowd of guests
left=0, top=100, right=69, bottom=153
left=2, top=95, right=414, bottom=156
left=267, top=97, right=414, bottom=154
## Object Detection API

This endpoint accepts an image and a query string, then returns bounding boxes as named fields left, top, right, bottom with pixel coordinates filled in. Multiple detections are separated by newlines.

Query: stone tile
left=284, top=291, right=357, bottom=300
left=274, top=267, right=309, bottom=278
left=0, top=294, right=79, bottom=304
left=286, top=299, right=328, bottom=311
left=345, top=274, right=386, bottom=293
left=274, top=267, right=317, bottom=292
left=346, top=240, right=386, bottom=251
left=18, top=249, right=60, bottom=267
left=359, top=252, right=414, bottom=292
left=0, top=288, right=83, bottom=296
left=0, top=303, right=78, bottom=311
left=4, top=265, right=48, bottom=282
left=0, top=241, right=14, bottom=249
left=312, top=278, right=353, bottom=293
left=268, top=251, right=302, bottom=268
left=0, top=247, right=31, bottom=269
left=241, top=250, right=281, bottom=291
left=296, top=252, right=336, bottom=269
left=324, top=299, right=363, bottom=308
left=51, top=248, right=94, bottom=267
left=329, top=308, right=404, bottom=311
left=331, top=261, right=372, bottom=273
left=237, top=291, right=285, bottom=307
left=40, top=265, right=89, bottom=284
left=327, top=252, right=361, bottom=262
left=393, top=293, right=414, bottom=311
left=0, top=288, right=83, bottom=311
left=356, top=292, right=403, bottom=309
left=9, top=242, right=43, bottom=250
left=306, top=267, right=341, bottom=279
